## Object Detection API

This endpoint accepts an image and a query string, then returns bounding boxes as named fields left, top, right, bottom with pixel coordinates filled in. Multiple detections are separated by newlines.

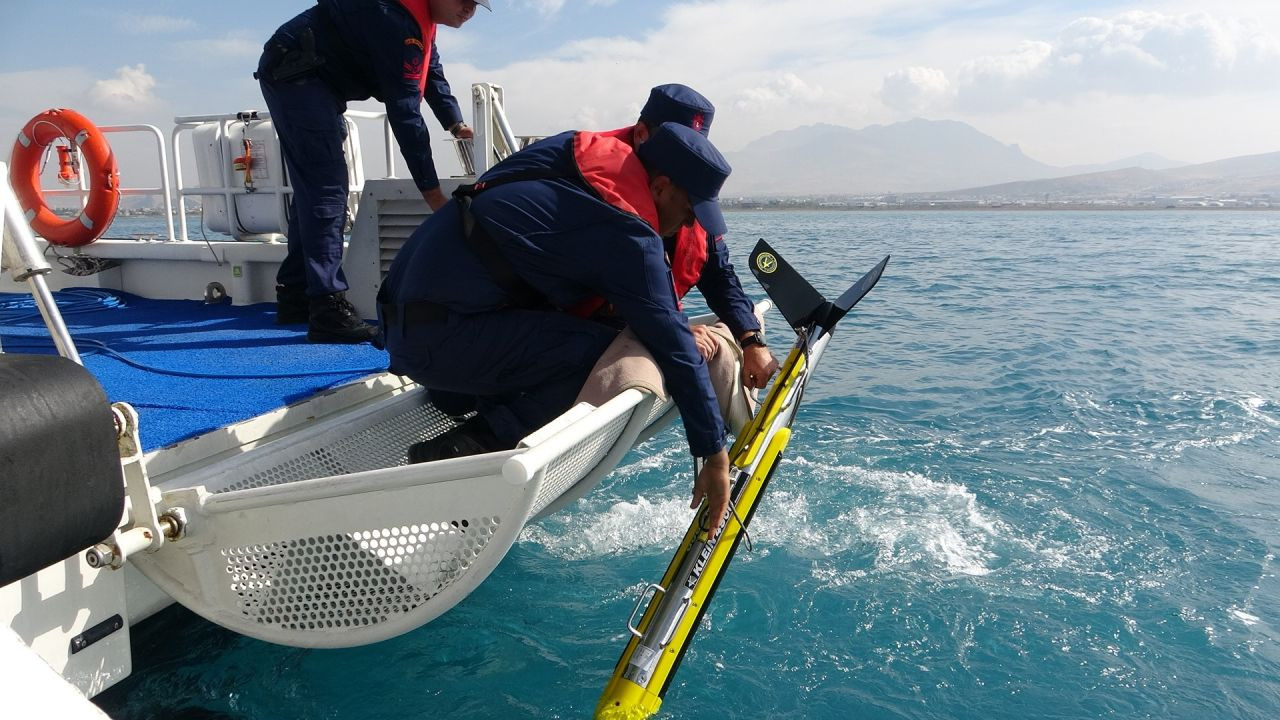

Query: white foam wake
left=524, top=451, right=1007, bottom=586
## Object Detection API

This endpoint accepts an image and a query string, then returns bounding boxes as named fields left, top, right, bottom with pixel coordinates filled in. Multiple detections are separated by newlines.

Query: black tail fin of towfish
left=748, top=238, right=889, bottom=333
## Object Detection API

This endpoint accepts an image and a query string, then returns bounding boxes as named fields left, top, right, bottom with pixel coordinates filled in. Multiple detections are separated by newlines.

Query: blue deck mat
left=1, top=289, right=389, bottom=452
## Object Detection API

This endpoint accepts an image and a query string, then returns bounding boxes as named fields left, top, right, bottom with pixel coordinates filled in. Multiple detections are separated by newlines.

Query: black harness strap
left=453, top=169, right=572, bottom=310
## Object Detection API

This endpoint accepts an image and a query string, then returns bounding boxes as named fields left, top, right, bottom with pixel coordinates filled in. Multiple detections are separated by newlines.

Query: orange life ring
left=9, top=109, right=120, bottom=247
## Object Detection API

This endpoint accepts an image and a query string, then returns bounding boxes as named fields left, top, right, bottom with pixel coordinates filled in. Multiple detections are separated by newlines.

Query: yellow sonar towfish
left=595, top=240, right=890, bottom=720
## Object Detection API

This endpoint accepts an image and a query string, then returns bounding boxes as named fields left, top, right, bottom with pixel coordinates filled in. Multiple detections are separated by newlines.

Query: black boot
left=307, top=292, right=378, bottom=344
left=275, top=284, right=309, bottom=325
left=407, top=417, right=503, bottom=464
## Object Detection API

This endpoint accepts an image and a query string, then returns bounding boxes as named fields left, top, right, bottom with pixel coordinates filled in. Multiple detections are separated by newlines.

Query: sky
left=1, top=0, right=1278, bottom=184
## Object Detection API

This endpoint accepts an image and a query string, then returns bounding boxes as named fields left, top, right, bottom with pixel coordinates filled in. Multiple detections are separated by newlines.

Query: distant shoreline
left=56, top=204, right=1277, bottom=220
left=724, top=204, right=1277, bottom=212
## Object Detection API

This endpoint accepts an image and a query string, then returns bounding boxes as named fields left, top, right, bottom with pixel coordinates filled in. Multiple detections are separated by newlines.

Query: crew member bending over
left=381, top=123, right=739, bottom=530
left=425, top=83, right=779, bottom=420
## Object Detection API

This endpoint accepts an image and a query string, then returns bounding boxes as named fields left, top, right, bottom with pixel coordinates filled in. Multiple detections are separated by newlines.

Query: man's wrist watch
left=738, top=331, right=766, bottom=349
left=449, top=121, right=468, bottom=135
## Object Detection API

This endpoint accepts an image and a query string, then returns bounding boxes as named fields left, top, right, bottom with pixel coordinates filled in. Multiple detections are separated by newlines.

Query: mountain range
left=722, top=119, right=1279, bottom=200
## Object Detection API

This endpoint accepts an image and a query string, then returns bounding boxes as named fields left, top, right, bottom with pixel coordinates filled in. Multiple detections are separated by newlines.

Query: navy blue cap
left=640, top=84, right=714, bottom=136
left=636, top=122, right=731, bottom=237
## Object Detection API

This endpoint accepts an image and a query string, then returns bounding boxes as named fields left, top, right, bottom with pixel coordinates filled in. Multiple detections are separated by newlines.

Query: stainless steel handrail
left=0, top=160, right=82, bottom=363
left=38, top=124, right=177, bottom=243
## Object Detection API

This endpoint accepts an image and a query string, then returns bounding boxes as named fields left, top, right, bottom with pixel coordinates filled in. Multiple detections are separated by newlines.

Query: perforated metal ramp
left=131, top=383, right=669, bottom=648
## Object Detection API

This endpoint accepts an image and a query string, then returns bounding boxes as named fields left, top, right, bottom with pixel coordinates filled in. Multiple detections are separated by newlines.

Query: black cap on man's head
left=636, top=122, right=731, bottom=236
left=640, top=84, right=714, bottom=136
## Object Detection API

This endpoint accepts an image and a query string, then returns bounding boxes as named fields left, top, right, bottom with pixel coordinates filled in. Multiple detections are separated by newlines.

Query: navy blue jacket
left=386, top=132, right=727, bottom=457
left=265, top=0, right=464, bottom=191
left=693, top=237, right=759, bottom=338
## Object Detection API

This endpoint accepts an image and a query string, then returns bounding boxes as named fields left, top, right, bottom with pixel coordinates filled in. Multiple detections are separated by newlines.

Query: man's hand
left=741, top=343, right=779, bottom=390
left=450, top=122, right=474, bottom=140
left=690, top=324, right=719, bottom=361
left=691, top=448, right=731, bottom=537
left=422, top=187, right=448, bottom=212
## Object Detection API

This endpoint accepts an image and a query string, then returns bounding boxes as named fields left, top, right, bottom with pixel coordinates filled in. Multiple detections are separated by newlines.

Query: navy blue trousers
left=259, top=77, right=350, bottom=296
left=384, top=307, right=620, bottom=447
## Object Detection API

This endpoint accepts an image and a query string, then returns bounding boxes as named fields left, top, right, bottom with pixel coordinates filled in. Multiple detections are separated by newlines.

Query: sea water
left=95, top=211, right=1280, bottom=719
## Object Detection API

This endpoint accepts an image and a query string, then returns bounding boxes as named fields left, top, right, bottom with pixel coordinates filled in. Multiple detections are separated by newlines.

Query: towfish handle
left=595, top=242, right=889, bottom=720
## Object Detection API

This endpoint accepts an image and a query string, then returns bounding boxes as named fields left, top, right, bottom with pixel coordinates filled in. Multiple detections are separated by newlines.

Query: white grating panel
left=644, top=396, right=673, bottom=426
left=528, top=411, right=630, bottom=516
left=138, top=378, right=680, bottom=646
left=218, top=403, right=459, bottom=493
left=223, top=516, right=500, bottom=631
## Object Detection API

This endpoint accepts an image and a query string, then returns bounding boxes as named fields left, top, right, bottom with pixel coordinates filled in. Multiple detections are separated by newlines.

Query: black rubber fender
left=0, top=354, right=125, bottom=587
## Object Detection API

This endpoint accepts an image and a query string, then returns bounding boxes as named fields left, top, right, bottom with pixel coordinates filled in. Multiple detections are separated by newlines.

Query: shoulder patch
left=403, top=56, right=424, bottom=81
left=405, top=37, right=425, bottom=51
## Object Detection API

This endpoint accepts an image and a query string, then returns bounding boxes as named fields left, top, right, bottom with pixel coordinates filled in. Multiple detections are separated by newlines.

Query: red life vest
left=396, top=0, right=437, bottom=96
left=566, top=128, right=709, bottom=316
left=670, top=224, right=710, bottom=299
left=573, top=130, right=659, bottom=229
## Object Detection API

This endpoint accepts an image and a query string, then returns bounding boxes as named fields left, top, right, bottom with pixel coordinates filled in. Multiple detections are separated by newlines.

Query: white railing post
left=39, top=124, right=180, bottom=242
left=469, top=83, right=539, bottom=176
left=0, top=161, right=82, bottom=364
left=99, top=125, right=175, bottom=243
left=171, top=122, right=193, bottom=242
left=472, top=84, right=495, bottom=175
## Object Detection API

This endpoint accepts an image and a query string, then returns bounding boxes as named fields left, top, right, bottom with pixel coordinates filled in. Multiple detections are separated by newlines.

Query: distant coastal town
left=722, top=195, right=1276, bottom=210
left=65, top=193, right=1275, bottom=220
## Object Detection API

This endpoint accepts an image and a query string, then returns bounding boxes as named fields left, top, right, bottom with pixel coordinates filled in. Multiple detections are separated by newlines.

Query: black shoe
left=275, top=284, right=309, bottom=325
left=407, top=418, right=502, bottom=464
left=307, top=292, right=378, bottom=344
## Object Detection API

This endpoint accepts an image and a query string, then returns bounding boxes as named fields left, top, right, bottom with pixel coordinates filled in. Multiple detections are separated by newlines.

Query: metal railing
left=0, top=160, right=81, bottom=363
left=37, top=124, right=177, bottom=243
left=16, top=83, right=521, bottom=248
left=170, top=110, right=405, bottom=242
left=470, top=83, right=543, bottom=176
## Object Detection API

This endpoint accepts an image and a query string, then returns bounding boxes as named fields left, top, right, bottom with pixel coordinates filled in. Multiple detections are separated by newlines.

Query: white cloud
left=526, top=0, right=566, bottom=14
left=451, top=2, right=1278, bottom=163
left=117, top=14, right=196, bottom=35
left=90, top=65, right=159, bottom=111
left=952, top=41, right=1054, bottom=110
left=176, top=32, right=262, bottom=63
left=948, top=11, right=1280, bottom=110
left=9, top=1, right=1273, bottom=177
left=440, top=1, right=895, bottom=149
left=0, top=68, right=96, bottom=145
left=0, top=67, right=93, bottom=109
left=879, top=66, right=953, bottom=114
left=522, top=0, right=617, bottom=14
left=732, top=73, right=827, bottom=113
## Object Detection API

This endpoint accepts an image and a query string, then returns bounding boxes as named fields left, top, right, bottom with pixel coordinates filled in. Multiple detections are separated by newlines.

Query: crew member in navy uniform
left=255, top=0, right=490, bottom=343
left=424, top=84, right=779, bottom=419
left=381, top=123, right=739, bottom=529
left=609, top=84, right=777, bottom=391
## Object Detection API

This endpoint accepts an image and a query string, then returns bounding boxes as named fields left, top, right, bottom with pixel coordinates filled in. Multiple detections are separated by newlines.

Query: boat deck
left=0, top=288, right=387, bottom=451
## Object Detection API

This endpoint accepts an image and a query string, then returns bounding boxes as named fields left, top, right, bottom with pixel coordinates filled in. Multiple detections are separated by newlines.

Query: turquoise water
left=96, top=211, right=1280, bottom=719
